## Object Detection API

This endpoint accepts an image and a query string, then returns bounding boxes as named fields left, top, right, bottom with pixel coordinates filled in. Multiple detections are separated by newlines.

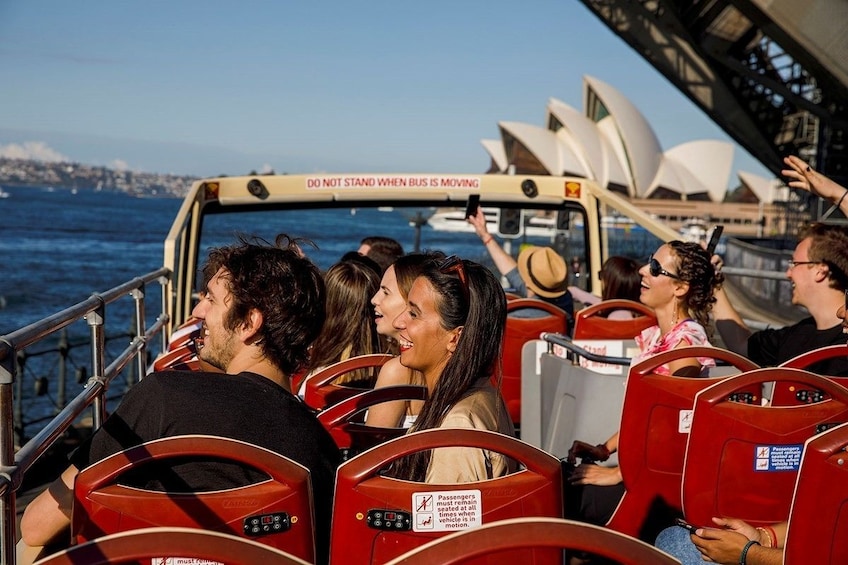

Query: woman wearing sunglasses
left=388, top=255, right=516, bottom=483
left=566, top=241, right=723, bottom=535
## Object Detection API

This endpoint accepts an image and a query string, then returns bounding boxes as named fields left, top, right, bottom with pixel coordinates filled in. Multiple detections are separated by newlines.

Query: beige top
left=424, top=381, right=518, bottom=484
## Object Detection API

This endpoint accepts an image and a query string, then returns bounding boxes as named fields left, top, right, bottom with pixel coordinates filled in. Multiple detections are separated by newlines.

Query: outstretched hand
left=782, top=155, right=846, bottom=202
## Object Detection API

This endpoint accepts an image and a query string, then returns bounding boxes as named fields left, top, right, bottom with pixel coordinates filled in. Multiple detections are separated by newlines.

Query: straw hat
left=517, top=246, right=569, bottom=298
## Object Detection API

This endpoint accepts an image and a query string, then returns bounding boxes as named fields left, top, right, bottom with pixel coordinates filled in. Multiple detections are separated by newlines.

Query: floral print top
left=632, top=319, right=715, bottom=376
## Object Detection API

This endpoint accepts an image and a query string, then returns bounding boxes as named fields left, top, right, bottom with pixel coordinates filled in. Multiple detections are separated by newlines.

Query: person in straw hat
left=467, top=207, right=574, bottom=323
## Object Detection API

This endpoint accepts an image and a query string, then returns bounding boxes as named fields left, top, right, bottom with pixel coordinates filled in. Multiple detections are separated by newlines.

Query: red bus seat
left=784, top=421, right=848, bottom=565
left=317, top=384, right=428, bottom=460
left=382, top=517, right=679, bottom=565
left=303, top=353, right=393, bottom=411
left=72, top=435, right=316, bottom=563
left=33, top=527, right=308, bottom=565
left=607, top=346, right=759, bottom=540
left=503, top=299, right=568, bottom=427
left=681, top=368, right=848, bottom=528
left=572, top=299, right=656, bottom=340
left=776, top=343, right=848, bottom=404
left=329, top=428, right=563, bottom=565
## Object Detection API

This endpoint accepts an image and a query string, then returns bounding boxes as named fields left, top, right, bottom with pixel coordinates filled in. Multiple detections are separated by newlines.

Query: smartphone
left=675, top=518, right=700, bottom=534
left=465, top=194, right=481, bottom=219
left=706, top=225, right=724, bottom=255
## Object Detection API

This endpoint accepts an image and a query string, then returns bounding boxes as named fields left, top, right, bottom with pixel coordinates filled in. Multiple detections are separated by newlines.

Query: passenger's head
left=517, top=246, right=568, bottom=298
left=395, top=256, right=507, bottom=418
left=599, top=256, right=642, bottom=302
left=193, top=234, right=324, bottom=375
left=638, top=241, right=723, bottom=330
left=307, top=258, right=382, bottom=374
left=390, top=255, right=507, bottom=480
left=358, top=236, right=405, bottom=273
left=371, top=252, right=444, bottom=339
left=793, top=223, right=848, bottom=293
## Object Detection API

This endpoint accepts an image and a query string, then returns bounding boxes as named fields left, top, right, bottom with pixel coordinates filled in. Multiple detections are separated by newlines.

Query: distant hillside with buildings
left=0, top=158, right=198, bottom=198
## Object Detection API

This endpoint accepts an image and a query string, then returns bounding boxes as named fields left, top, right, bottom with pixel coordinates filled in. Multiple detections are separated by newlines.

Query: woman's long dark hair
left=390, top=258, right=507, bottom=481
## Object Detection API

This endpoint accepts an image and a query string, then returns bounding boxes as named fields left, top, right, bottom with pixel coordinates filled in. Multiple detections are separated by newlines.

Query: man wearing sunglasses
left=712, top=222, right=848, bottom=375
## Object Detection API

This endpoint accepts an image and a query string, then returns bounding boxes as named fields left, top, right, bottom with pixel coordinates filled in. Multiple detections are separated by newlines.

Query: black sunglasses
left=648, top=257, right=680, bottom=280
left=438, top=255, right=470, bottom=302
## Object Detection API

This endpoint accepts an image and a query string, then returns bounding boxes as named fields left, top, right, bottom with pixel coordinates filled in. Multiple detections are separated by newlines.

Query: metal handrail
left=0, top=267, right=171, bottom=565
left=540, top=332, right=632, bottom=366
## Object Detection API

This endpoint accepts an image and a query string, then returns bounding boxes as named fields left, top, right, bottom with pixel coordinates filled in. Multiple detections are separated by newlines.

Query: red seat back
left=502, top=299, right=567, bottom=426
left=382, top=517, right=679, bottom=565
left=72, top=435, right=316, bottom=563
left=607, top=346, right=759, bottom=539
left=329, top=428, right=563, bottom=565
left=776, top=343, right=848, bottom=404
left=572, top=299, right=656, bottom=340
left=682, top=368, right=848, bottom=527
left=34, top=526, right=308, bottom=565
left=303, top=353, right=393, bottom=411
left=317, top=384, right=428, bottom=460
left=784, top=422, right=848, bottom=565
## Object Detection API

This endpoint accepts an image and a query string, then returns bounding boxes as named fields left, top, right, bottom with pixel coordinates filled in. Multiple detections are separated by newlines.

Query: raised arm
left=467, top=207, right=517, bottom=276
left=782, top=155, right=848, bottom=216
left=711, top=255, right=751, bottom=356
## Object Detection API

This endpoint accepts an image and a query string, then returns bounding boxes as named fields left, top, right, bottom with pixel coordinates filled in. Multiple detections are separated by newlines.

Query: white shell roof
left=499, top=121, right=589, bottom=177
left=481, top=76, right=776, bottom=203
left=657, top=140, right=734, bottom=201
left=584, top=75, right=663, bottom=197
left=738, top=170, right=787, bottom=204
left=480, top=138, right=508, bottom=173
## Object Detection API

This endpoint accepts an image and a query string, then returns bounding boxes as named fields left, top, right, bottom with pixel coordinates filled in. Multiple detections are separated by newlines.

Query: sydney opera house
left=479, top=76, right=791, bottom=236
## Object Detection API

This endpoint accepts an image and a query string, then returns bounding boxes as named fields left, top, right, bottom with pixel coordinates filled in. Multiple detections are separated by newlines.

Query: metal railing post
left=57, top=330, right=69, bottom=411
left=131, top=285, right=146, bottom=383
left=86, top=299, right=107, bottom=430
left=13, top=352, right=24, bottom=445
left=0, top=340, right=18, bottom=565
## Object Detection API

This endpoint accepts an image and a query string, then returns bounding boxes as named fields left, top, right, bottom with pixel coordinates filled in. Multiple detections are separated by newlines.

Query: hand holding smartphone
left=465, top=194, right=481, bottom=219
left=675, top=518, right=700, bottom=534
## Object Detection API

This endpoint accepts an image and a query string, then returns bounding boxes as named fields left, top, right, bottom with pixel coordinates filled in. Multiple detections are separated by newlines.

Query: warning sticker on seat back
left=411, top=489, right=482, bottom=532
left=754, top=444, right=803, bottom=471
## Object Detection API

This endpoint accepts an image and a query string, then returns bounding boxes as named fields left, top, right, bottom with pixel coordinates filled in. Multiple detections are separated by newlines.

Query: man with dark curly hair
left=713, top=222, right=848, bottom=376
left=21, top=234, right=340, bottom=564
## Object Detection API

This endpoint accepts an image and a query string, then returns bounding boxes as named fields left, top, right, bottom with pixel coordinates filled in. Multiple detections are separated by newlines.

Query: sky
left=0, top=0, right=774, bottom=184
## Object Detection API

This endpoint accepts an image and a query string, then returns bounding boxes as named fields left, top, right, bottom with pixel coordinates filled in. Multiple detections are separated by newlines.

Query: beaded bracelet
left=739, top=539, right=760, bottom=564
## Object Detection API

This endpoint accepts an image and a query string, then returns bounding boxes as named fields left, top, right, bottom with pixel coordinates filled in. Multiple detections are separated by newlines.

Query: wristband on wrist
left=757, top=526, right=777, bottom=547
left=482, top=235, right=493, bottom=245
left=739, top=540, right=760, bottom=564
left=836, top=189, right=848, bottom=209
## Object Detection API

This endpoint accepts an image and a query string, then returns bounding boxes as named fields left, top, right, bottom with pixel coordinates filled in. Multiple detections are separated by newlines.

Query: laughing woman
left=567, top=241, right=723, bottom=530
left=365, top=252, right=444, bottom=428
left=389, top=255, right=516, bottom=484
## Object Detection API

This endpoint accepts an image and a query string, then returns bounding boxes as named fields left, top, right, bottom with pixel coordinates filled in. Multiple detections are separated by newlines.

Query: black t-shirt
left=71, top=370, right=339, bottom=563
left=747, top=317, right=848, bottom=376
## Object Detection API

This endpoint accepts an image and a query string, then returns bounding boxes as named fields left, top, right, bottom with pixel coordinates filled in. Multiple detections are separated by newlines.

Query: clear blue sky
left=0, top=0, right=773, bottom=183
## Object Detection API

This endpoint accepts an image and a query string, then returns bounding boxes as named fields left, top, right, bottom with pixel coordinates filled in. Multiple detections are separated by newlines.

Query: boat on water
left=0, top=187, right=9, bottom=199
left=0, top=171, right=833, bottom=563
